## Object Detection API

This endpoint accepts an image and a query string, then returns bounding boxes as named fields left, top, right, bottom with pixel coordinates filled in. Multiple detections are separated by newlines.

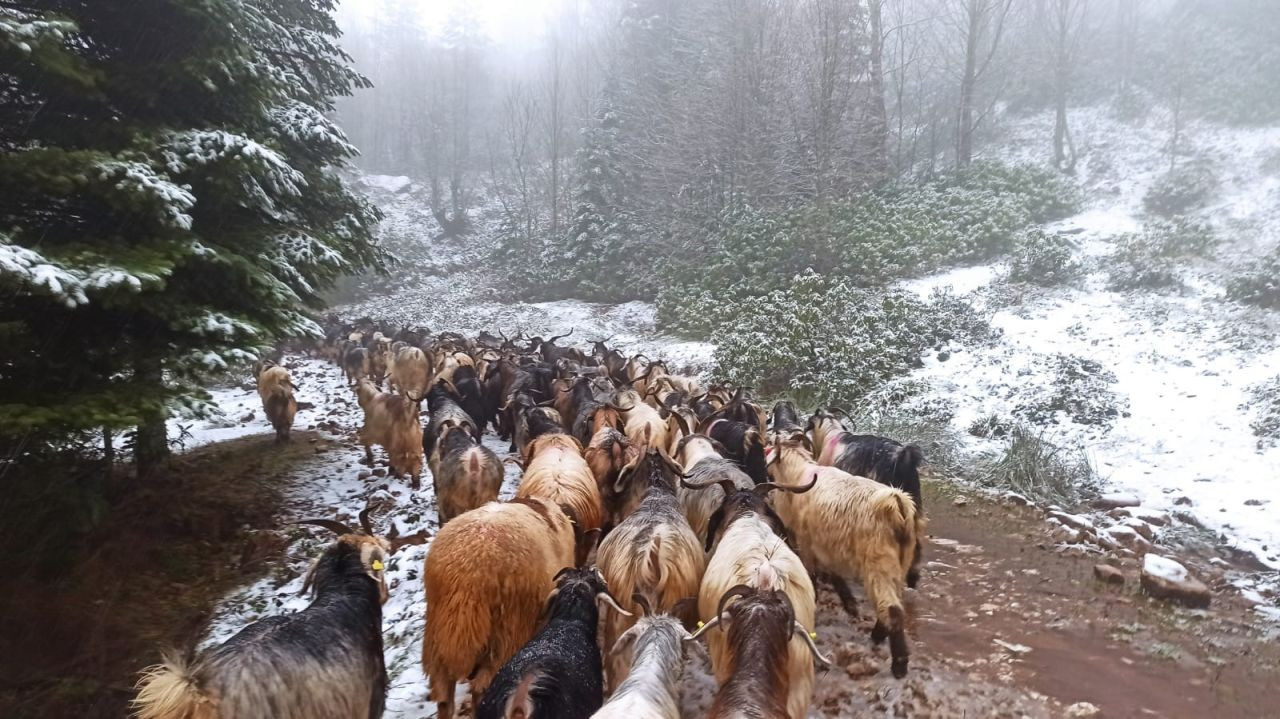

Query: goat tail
left=424, top=581, right=492, bottom=682
left=133, top=653, right=214, bottom=719
left=893, top=444, right=925, bottom=511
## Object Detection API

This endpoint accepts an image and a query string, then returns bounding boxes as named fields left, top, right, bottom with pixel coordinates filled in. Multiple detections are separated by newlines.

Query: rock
left=1049, top=510, right=1095, bottom=533
left=1105, top=525, right=1152, bottom=554
left=1004, top=491, right=1031, bottom=506
left=1064, top=702, right=1101, bottom=718
left=1140, top=554, right=1211, bottom=609
left=1244, top=499, right=1267, bottom=507
left=953, top=495, right=968, bottom=507
left=1173, top=496, right=1192, bottom=506
left=1093, top=564, right=1126, bottom=586
left=1049, top=524, right=1082, bottom=544
left=1093, top=493, right=1140, bottom=509
left=1172, top=510, right=1204, bottom=529
left=372, top=468, right=387, bottom=478
left=357, top=470, right=372, bottom=480
left=239, top=411, right=255, bottom=423
left=1110, top=506, right=1170, bottom=526
left=1122, top=517, right=1157, bottom=541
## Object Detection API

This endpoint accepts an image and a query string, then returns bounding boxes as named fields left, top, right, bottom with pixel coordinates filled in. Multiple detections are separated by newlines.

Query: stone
left=1244, top=499, right=1267, bottom=507
left=1003, top=491, right=1031, bottom=506
left=1092, top=493, right=1140, bottom=509
left=1173, top=496, right=1192, bottom=506
left=1065, top=702, right=1101, bottom=718
left=953, top=495, right=969, bottom=507
left=357, top=470, right=372, bottom=480
left=1093, top=564, right=1126, bottom=586
left=1140, top=554, right=1211, bottom=609
left=1105, top=525, right=1153, bottom=554
left=1049, top=524, right=1082, bottom=544
left=1049, top=510, right=1095, bottom=532
left=1122, top=517, right=1157, bottom=541
left=239, top=411, right=254, bottom=423
left=372, top=468, right=388, bottom=478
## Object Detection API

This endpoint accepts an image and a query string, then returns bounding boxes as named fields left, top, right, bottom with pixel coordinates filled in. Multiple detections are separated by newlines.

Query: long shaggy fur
left=422, top=499, right=576, bottom=719
left=593, top=615, right=689, bottom=719
left=433, top=426, right=503, bottom=524
left=355, top=379, right=423, bottom=487
left=516, top=433, right=604, bottom=564
left=676, top=435, right=755, bottom=543
left=596, top=452, right=705, bottom=690
left=389, top=346, right=433, bottom=402
left=134, top=537, right=390, bottom=719
left=257, top=366, right=297, bottom=443
left=768, top=438, right=925, bottom=678
left=698, top=504, right=815, bottom=719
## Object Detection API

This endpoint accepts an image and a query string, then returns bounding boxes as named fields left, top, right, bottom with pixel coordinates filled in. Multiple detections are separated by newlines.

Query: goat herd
left=134, top=320, right=928, bottom=719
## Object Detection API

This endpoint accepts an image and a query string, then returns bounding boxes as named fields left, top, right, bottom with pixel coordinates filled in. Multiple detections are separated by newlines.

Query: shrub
left=975, top=425, right=1098, bottom=505
left=1013, top=353, right=1126, bottom=429
left=1008, top=228, right=1082, bottom=286
left=945, top=161, right=1082, bottom=223
left=1226, top=244, right=1280, bottom=310
left=968, top=413, right=1015, bottom=439
left=1244, top=375, right=1280, bottom=447
left=1142, top=162, right=1218, bottom=217
left=709, top=272, right=993, bottom=407
left=1105, top=217, right=1217, bottom=291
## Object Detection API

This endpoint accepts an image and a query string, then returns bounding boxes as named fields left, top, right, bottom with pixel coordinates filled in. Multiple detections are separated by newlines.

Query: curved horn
left=548, top=327, right=575, bottom=344
left=715, top=584, right=756, bottom=625
left=793, top=621, right=833, bottom=669
left=388, top=530, right=432, bottom=553
left=632, top=592, right=652, bottom=618
left=687, top=613, right=724, bottom=641
left=681, top=476, right=739, bottom=497
left=294, top=519, right=355, bottom=535
left=598, top=590, right=634, bottom=617
left=358, top=507, right=375, bottom=535
left=752, top=471, right=818, bottom=497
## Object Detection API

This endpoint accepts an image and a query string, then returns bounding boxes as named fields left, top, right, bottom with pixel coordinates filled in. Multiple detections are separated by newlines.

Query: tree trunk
left=867, top=0, right=890, bottom=180
left=956, top=3, right=981, bottom=168
left=134, top=356, right=168, bottom=479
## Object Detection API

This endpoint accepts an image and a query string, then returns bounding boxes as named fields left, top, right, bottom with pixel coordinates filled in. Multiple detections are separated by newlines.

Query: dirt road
left=804, top=481, right=1280, bottom=718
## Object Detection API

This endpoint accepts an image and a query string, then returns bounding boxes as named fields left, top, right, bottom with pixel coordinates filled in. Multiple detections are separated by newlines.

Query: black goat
left=476, top=567, right=628, bottom=719
left=702, top=418, right=768, bottom=485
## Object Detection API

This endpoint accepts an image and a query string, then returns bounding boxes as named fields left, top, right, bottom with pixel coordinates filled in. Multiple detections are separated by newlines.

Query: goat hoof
left=891, top=658, right=909, bottom=679
left=870, top=623, right=888, bottom=645
left=907, top=568, right=921, bottom=589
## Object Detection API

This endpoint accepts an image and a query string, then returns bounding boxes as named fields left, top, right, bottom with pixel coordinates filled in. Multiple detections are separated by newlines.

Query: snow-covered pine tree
left=558, top=82, right=651, bottom=300
left=0, top=1, right=382, bottom=473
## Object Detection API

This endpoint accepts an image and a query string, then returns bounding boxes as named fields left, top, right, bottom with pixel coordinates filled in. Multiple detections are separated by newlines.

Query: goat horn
left=548, top=328, right=574, bottom=343
left=388, top=530, right=432, bottom=553
left=358, top=507, right=375, bottom=535
left=715, top=584, right=756, bottom=627
left=794, top=621, right=834, bottom=669
left=597, top=591, right=633, bottom=617
left=687, top=613, right=724, bottom=641
left=753, top=471, right=818, bottom=497
left=680, top=477, right=739, bottom=498
left=294, top=519, right=355, bottom=535
left=632, top=592, right=652, bottom=617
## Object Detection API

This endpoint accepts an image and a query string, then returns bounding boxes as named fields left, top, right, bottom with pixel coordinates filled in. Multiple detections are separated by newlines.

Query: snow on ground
left=906, top=108, right=1280, bottom=571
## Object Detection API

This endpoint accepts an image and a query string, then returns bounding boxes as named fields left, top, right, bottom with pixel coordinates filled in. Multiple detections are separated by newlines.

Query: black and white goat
left=133, top=511, right=427, bottom=719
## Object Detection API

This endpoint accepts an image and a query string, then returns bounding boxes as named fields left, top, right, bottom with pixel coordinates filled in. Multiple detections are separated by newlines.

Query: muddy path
left=186, top=355, right=1280, bottom=718
left=808, top=480, right=1280, bottom=718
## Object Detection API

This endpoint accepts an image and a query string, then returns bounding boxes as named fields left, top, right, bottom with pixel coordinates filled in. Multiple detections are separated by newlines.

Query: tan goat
left=516, top=432, right=604, bottom=566
left=354, top=378, right=423, bottom=488
left=766, top=432, right=925, bottom=678
left=257, top=365, right=297, bottom=443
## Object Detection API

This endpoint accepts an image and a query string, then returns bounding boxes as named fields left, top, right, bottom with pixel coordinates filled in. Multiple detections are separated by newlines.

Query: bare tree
left=945, top=0, right=1014, bottom=168
left=1044, top=0, right=1087, bottom=172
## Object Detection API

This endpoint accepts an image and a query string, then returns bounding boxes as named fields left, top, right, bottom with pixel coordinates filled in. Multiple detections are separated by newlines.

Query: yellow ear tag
left=696, top=620, right=705, bottom=628
left=809, top=632, right=817, bottom=639
left=371, top=560, right=384, bottom=571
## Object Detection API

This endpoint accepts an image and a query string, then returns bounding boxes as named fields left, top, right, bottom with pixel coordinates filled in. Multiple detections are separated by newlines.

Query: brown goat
left=422, top=498, right=576, bottom=719
left=257, top=365, right=297, bottom=443
left=388, top=345, right=433, bottom=402
left=516, top=432, right=604, bottom=566
left=583, top=427, right=639, bottom=532
left=355, top=378, right=424, bottom=488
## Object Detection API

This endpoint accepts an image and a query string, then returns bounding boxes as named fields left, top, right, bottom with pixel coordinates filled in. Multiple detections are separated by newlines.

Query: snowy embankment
left=902, top=108, right=1280, bottom=573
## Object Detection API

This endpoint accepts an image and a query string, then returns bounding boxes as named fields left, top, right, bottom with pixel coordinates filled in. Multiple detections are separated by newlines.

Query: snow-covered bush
left=1244, top=376, right=1280, bottom=447
left=1142, top=162, right=1218, bottom=217
left=1226, top=245, right=1280, bottom=310
left=944, top=161, right=1082, bottom=223
left=1105, top=218, right=1217, bottom=290
left=968, top=413, right=1015, bottom=439
left=976, top=425, right=1098, bottom=505
left=1013, top=354, right=1125, bottom=429
left=1008, top=228, right=1082, bottom=286
left=709, top=272, right=992, bottom=407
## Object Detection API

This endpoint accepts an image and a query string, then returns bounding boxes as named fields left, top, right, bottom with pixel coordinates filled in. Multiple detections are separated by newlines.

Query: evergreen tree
left=0, top=1, right=383, bottom=472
